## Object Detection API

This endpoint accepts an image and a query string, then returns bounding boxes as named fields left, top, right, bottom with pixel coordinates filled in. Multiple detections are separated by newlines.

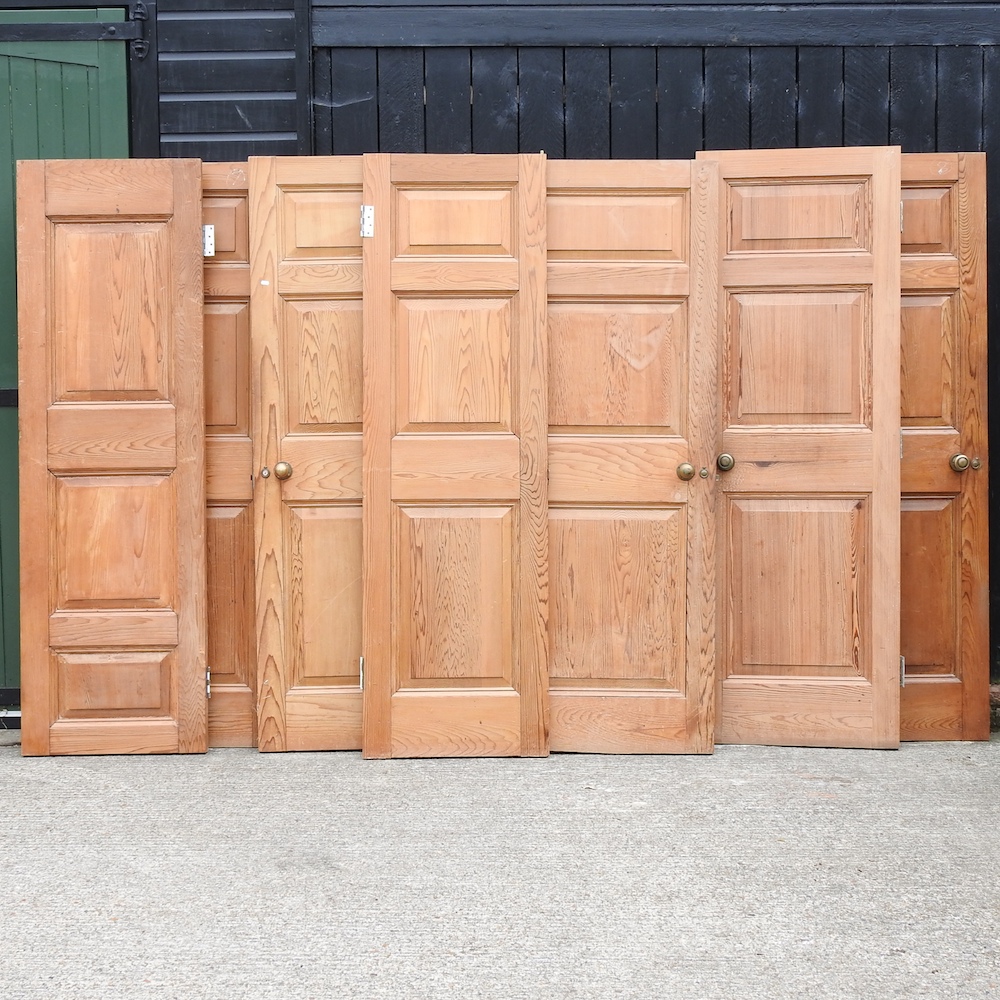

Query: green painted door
left=0, top=9, right=129, bottom=702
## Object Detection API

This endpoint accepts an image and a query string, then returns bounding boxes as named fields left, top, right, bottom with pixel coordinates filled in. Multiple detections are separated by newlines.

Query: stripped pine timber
left=250, top=156, right=365, bottom=751
left=203, top=162, right=256, bottom=747
left=18, top=159, right=207, bottom=755
left=545, top=159, right=719, bottom=753
left=899, top=153, right=989, bottom=741
left=700, top=147, right=901, bottom=749
left=362, top=153, right=548, bottom=758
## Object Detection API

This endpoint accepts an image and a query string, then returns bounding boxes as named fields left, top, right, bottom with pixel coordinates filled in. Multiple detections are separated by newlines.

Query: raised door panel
left=545, top=160, right=718, bottom=753
left=203, top=163, right=256, bottom=747
left=700, top=147, right=901, bottom=749
left=899, top=153, right=989, bottom=741
left=251, top=157, right=364, bottom=752
left=363, top=154, right=547, bottom=758
left=18, top=159, right=206, bottom=755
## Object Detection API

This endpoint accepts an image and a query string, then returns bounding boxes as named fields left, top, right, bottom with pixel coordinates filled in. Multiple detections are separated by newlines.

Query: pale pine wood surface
left=700, top=147, right=901, bottom=749
left=18, top=159, right=207, bottom=756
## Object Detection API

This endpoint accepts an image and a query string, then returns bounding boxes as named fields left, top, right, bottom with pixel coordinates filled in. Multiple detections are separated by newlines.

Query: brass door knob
left=716, top=453, right=736, bottom=472
left=949, top=454, right=971, bottom=473
left=676, top=462, right=696, bottom=481
left=273, top=461, right=293, bottom=480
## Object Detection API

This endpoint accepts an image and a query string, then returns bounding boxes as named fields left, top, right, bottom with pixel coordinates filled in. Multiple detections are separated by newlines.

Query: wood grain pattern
left=19, top=158, right=206, bottom=756
left=545, top=159, right=718, bottom=754
left=702, top=146, right=900, bottom=749
left=251, top=156, right=365, bottom=752
left=203, top=162, right=255, bottom=747
left=899, top=152, right=989, bottom=741
left=363, top=153, right=548, bottom=758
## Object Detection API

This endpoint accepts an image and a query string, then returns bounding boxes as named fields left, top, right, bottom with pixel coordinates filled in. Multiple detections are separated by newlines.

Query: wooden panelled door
left=899, top=153, right=989, bottom=741
left=545, top=160, right=719, bottom=753
left=250, top=157, right=365, bottom=752
left=18, top=159, right=207, bottom=755
left=362, top=154, right=548, bottom=758
left=700, top=147, right=902, bottom=749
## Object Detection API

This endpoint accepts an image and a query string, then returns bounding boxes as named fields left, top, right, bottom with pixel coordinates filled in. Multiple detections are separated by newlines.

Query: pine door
left=545, top=160, right=720, bottom=753
left=18, top=159, right=207, bottom=755
left=701, top=147, right=902, bottom=749
left=249, top=157, right=365, bottom=752
left=362, top=154, right=548, bottom=757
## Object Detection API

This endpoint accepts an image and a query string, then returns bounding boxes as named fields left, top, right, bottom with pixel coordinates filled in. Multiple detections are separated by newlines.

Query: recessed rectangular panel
left=207, top=506, right=255, bottom=687
left=547, top=193, right=687, bottom=260
left=901, top=293, right=955, bottom=425
left=285, top=299, right=363, bottom=430
left=396, top=506, right=513, bottom=687
left=728, top=180, right=871, bottom=252
left=901, top=497, right=957, bottom=676
left=203, top=194, right=249, bottom=263
left=728, top=497, right=867, bottom=678
left=549, top=508, right=685, bottom=689
left=901, top=186, right=953, bottom=254
left=395, top=187, right=514, bottom=256
left=398, top=298, right=511, bottom=429
left=54, top=224, right=170, bottom=400
left=205, top=302, right=249, bottom=433
left=549, top=301, right=685, bottom=431
left=55, top=475, right=175, bottom=609
left=287, top=506, right=362, bottom=687
left=57, top=651, right=172, bottom=718
left=280, top=188, right=362, bottom=259
left=728, top=290, right=866, bottom=425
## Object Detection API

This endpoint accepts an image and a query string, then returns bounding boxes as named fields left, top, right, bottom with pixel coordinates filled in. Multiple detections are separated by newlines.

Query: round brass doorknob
left=273, top=461, right=293, bottom=480
left=716, top=453, right=736, bottom=472
left=676, top=462, right=696, bottom=482
left=949, top=454, right=971, bottom=473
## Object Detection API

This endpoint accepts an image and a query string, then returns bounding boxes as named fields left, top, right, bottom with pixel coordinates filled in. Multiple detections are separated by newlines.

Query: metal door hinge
left=206, top=670, right=212, bottom=699
left=359, top=656, right=365, bottom=690
left=900, top=655, right=905, bottom=688
left=202, top=225, right=216, bottom=258
left=360, top=205, right=374, bottom=238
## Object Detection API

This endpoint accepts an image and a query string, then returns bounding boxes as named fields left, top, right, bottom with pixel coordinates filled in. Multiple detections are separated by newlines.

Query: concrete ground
left=0, top=729, right=998, bottom=1000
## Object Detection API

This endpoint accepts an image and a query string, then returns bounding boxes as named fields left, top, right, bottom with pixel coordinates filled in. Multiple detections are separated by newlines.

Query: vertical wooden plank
left=844, top=47, right=890, bottom=146
left=565, top=48, right=610, bottom=158
left=425, top=48, right=471, bottom=153
left=891, top=47, right=937, bottom=152
left=657, top=47, right=703, bottom=158
left=797, top=47, right=844, bottom=146
left=378, top=49, right=425, bottom=152
left=312, top=48, right=333, bottom=155
left=516, top=152, right=548, bottom=755
left=472, top=48, right=518, bottom=153
left=986, top=49, right=1000, bottom=686
left=610, top=47, right=657, bottom=158
left=750, top=47, right=796, bottom=148
left=518, top=47, right=564, bottom=156
left=0, top=409, right=17, bottom=689
left=330, top=48, right=378, bottom=154
left=937, top=47, right=984, bottom=152
left=361, top=153, right=392, bottom=758
left=704, top=48, right=750, bottom=150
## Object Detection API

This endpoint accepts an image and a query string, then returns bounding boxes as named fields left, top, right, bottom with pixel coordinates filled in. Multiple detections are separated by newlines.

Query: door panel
left=701, top=148, right=901, bottom=749
left=250, top=157, right=364, bottom=752
left=545, top=160, right=719, bottom=753
left=18, top=159, right=206, bottom=755
left=899, top=153, right=989, bottom=740
left=203, top=162, right=256, bottom=746
left=362, top=154, right=548, bottom=758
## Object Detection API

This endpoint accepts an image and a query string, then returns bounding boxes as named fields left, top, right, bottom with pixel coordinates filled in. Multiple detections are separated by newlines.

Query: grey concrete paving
left=1, top=732, right=998, bottom=1000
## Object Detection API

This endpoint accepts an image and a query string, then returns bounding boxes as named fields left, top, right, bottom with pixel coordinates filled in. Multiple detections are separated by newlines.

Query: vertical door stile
left=701, top=146, right=901, bottom=749
left=249, top=155, right=286, bottom=751
left=362, top=153, right=548, bottom=758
